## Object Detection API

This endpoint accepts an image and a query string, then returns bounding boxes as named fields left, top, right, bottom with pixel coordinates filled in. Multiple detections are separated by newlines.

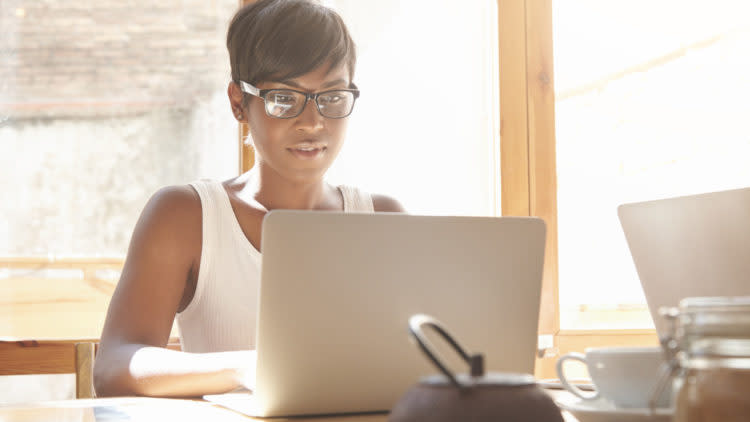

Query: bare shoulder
left=372, top=193, right=406, bottom=213
left=128, top=184, right=202, bottom=265
left=145, top=184, right=201, bottom=219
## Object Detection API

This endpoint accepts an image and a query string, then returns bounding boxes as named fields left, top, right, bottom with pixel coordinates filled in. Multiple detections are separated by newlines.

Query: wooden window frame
left=497, top=0, right=657, bottom=379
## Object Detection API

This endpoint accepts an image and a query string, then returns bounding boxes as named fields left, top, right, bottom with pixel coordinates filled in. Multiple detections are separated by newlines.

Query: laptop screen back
left=618, top=187, right=750, bottom=337
left=252, top=211, right=547, bottom=416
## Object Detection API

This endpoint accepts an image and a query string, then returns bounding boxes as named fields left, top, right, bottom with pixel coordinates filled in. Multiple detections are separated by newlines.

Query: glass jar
left=658, top=296, right=750, bottom=422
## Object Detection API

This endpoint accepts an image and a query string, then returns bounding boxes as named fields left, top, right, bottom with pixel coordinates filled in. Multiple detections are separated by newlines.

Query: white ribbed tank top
left=175, top=180, right=374, bottom=353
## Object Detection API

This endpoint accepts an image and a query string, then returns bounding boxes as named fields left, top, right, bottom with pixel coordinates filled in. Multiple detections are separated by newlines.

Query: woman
left=94, top=0, right=404, bottom=397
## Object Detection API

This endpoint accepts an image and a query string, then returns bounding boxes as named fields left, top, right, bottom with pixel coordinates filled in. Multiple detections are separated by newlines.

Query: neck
left=250, top=163, right=338, bottom=211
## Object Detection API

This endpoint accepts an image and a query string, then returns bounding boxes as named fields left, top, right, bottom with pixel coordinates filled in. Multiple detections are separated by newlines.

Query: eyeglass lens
left=265, top=90, right=355, bottom=118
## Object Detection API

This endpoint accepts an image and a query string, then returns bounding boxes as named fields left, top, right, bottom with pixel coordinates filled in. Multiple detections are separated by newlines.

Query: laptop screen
left=618, top=187, right=750, bottom=337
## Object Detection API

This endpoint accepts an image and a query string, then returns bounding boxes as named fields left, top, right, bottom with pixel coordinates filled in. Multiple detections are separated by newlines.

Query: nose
left=294, top=98, right=325, bottom=132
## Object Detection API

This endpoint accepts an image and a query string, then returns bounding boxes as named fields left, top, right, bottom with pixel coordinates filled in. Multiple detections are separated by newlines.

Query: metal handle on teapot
left=408, top=314, right=484, bottom=390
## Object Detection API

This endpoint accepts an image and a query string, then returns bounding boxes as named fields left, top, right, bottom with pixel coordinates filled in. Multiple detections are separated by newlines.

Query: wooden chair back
left=0, top=340, right=95, bottom=398
left=0, top=339, right=181, bottom=399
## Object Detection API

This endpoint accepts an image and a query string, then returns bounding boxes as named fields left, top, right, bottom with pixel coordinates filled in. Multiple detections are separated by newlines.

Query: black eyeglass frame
left=239, top=80, right=360, bottom=119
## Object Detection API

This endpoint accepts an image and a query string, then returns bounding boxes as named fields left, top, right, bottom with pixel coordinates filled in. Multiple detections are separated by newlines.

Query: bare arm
left=94, top=186, right=254, bottom=397
left=96, top=344, right=255, bottom=397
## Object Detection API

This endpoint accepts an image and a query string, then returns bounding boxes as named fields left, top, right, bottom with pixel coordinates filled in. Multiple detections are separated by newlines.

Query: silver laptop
left=205, top=211, right=547, bottom=417
left=618, top=187, right=750, bottom=337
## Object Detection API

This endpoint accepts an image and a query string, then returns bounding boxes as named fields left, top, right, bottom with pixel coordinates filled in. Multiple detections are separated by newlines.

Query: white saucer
left=555, top=396, right=673, bottom=422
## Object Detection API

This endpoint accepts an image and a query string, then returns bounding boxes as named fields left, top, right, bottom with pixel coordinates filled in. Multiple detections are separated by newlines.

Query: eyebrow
left=274, top=78, right=349, bottom=90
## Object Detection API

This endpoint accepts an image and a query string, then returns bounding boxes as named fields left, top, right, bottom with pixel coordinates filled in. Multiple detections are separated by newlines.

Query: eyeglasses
left=239, top=81, right=360, bottom=119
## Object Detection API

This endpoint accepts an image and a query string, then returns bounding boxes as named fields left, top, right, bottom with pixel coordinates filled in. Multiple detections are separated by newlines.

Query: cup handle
left=556, top=353, right=600, bottom=401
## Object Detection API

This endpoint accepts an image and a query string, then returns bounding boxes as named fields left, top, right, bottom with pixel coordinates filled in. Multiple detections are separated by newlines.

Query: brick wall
left=1, top=0, right=238, bottom=118
left=0, top=0, right=241, bottom=257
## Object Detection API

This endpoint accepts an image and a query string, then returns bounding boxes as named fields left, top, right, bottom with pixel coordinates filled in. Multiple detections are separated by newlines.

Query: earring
left=234, top=109, right=244, bottom=120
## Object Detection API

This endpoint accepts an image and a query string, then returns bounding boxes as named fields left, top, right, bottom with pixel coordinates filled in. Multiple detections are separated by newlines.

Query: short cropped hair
left=227, top=0, right=357, bottom=97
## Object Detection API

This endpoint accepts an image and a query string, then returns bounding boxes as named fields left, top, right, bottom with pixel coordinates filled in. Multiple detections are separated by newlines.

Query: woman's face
left=245, top=63, right=352, bottom=184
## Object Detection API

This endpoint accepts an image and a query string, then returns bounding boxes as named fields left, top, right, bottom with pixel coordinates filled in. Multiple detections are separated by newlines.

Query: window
left=553, top=0, right=750, bottom=330
left=323, top=0, right=500, bottom=217
left=1, top=0, right=240, bottom=339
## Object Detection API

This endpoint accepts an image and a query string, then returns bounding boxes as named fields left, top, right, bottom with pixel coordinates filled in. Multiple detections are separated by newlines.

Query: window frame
left=496, top=0, right=658, bottom=378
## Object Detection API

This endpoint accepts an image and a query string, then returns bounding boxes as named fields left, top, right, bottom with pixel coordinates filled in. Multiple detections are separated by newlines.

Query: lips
left=287, top=142, right=327, bottom=160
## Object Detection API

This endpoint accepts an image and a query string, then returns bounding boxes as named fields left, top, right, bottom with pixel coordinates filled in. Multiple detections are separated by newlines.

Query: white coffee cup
left=555, top=346, right=671, bottom=408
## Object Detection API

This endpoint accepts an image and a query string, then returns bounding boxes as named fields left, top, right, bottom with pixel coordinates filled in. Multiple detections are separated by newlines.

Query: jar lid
left=680, top=296, right=750, bottom=311
left=678, top=296, right=750, bottom=331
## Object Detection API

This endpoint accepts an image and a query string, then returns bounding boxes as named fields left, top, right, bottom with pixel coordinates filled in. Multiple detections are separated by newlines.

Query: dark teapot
left=389, top=314, right=564, bottom=422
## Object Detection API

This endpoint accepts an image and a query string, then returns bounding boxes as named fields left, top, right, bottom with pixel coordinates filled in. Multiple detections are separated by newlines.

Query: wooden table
left=0, top=392, right=579, bottom=421
left=0, top=397, right=388, bottom=422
